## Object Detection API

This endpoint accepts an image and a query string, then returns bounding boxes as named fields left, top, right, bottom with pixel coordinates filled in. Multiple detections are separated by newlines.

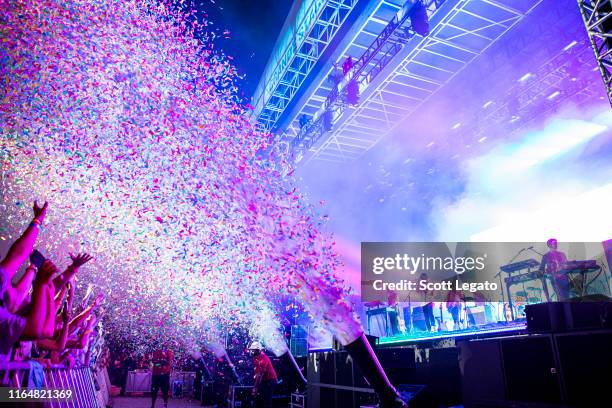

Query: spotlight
left=410, top=1, right=429, bottom=37
left=322, top=110, right=333, bottom=131
left=346, top=79, right=360, bottom=105
left=298, top=114, right=309, bottom=129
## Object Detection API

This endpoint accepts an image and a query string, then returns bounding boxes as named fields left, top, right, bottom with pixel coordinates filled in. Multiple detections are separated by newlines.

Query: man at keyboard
left=539, top=238, right=570, bottom=301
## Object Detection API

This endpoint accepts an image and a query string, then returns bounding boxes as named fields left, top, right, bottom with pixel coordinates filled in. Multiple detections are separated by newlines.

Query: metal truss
left=457, top=40, right=602, bottom=146
left=578, top=0, right=612, bottom=106
left=252, top=0, right=359, bottom=131
left=289, top=1, right=438, bottom=161
left=304, top=0, right=544, bottom=163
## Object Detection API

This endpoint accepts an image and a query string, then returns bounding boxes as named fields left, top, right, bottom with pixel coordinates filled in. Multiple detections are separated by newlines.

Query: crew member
left=250, top=341, right=278, bottom=408
left=151, top=347, right=173, bottom=408
left=539, top=238, right=570, bottom=301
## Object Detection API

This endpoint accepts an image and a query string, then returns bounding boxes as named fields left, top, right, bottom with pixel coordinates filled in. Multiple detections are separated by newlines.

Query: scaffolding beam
left=578, top=0, right=612, bottom=106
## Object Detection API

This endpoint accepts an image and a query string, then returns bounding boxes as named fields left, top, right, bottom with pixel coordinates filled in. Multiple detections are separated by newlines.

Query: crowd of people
left=0, top=201, right=107, bottom=382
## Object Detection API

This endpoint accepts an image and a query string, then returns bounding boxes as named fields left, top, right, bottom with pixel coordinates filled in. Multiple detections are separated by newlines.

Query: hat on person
left=249, top=341, right=263, bottom=350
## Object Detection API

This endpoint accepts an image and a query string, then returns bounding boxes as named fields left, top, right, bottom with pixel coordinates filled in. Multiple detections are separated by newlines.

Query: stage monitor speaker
left=525, top=302, right=566, bottom=333
left=500, top=336, right=562, bottom=404
left=555, top=330, right=612, bottom=406
left=563, top=301, right=610, bottom=331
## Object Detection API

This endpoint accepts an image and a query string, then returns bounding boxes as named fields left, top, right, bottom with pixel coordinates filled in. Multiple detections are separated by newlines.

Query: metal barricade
left=0, top=361, right=101, bottom=407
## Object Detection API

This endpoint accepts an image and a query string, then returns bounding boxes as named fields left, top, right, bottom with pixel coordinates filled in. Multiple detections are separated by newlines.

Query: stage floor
left=376, top=321, right=527, bottom=345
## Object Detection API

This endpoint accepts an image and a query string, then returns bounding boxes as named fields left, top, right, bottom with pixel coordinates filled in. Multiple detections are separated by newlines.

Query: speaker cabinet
left=501, top=336, right=562, bottom=404
left=563, top=302, right=608, bottom=331
left=307, top=351, right=376, bottom=408
left=307, top=348, right=415, bottom=408
left=555, top=330, right=612, bottom=406
left=374, top=347, right=416, bottom=385
left=525, top=302, right=566, bottom=333
left=460, top=335, right=563, bottom=407
left=459, top=339, right=506, bottom=407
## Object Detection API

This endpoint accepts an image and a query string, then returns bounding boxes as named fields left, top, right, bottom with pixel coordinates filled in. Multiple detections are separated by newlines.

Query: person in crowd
left=151, top=347, right=174, bottom=408
left=539, top=238, right=570, bottom=301
left=120, top=351, right=136, bottom=395
left=249, top=341, right=278, bottom=408
left=0, top=201, right=53, bottom=360
left=53, top=253, right=93, bottom=292
left=36, top=290, right=72, bottom=352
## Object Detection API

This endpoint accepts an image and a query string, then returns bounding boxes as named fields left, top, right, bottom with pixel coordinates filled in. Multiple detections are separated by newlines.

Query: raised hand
left=33, top=201, right=48, bottom=222
left=69, top=253, right=93, bottom=268
left=36, top=260, right=58, bottom=284
left=67, top=280, right=75, bottom=307
left=93, top=293, right=104, bottom=308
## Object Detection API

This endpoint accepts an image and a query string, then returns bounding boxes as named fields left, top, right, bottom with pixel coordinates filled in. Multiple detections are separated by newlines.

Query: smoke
left=434, top=105, right=612, bottom=242
left=248, top=304, right=288, bottom=357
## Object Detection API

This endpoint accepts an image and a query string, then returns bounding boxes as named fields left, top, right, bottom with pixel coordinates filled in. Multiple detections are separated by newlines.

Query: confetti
left=0, top=0, right=362, bottom=355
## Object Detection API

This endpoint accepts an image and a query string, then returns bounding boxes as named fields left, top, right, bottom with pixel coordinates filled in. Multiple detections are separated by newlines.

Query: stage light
left=518, top=72, right=533, bottom=82
left=452, top=122, right=461, bottom=129
left=482, top=101, right=493, bottom=108
left=298, top=114, right=310, bottom=129
left=478, top=136, right=487, bottom=143
left=346, top=79, right=359, bottom=105
left=322, top=109, right=333, bottom=131
left=410, top=1, right=430, bottom=37
left=547, top=91, right=561, bottom=100
left=563, top=40, right=578, bottom=51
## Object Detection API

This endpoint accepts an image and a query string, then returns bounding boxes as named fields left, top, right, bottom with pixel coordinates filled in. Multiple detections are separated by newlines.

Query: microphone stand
left=527, top=247, right=549, bottom=302
left=498, top=247, right=527, bottom=322
left=528, top=247, right=545, bottom=256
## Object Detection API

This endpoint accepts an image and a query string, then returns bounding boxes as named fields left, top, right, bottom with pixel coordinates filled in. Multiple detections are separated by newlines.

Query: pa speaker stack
left=525, top=300, right=612, bottom=333
left=462, top=299, right=612, bottom=407
left=307, top=347, right=421, bottom=408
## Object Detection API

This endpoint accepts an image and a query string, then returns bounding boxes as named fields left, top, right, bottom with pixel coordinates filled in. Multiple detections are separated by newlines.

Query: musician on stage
left=539, top=238, right=570, bottom=301
left=445, top=287, right=462, bottom=330
left=417, top=273, right=436, bottom=332
left=387, top=291, right=401, bottom=336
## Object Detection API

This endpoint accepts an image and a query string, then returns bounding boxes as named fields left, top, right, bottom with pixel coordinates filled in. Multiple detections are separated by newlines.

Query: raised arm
left=54, top=285, right=68, bottom=309
left=66, top=315, right=97, bottom=349
left=7, top=264, right=37, bottom=313
left=21, top=260, right=56, bottom=339
left=0, top=201, right=48, bottom=279
left=53, top=253, right=93, bottom=292
left=36, top=306, right=71, bottom=351
left=69, top=293, right=103, bottom=331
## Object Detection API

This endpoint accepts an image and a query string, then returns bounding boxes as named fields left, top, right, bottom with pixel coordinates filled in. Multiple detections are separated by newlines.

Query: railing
left=1, top=361, right=105, bottom=407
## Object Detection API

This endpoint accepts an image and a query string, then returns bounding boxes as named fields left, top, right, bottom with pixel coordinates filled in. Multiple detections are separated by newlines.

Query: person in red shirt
left=151, top=348, right=173, bottom=408
left=249, top=341, right=277, bottom=408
